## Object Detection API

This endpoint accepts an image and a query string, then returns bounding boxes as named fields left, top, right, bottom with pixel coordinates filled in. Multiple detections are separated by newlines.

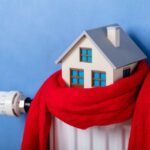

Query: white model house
left=56, top=24, right=146, bottom=88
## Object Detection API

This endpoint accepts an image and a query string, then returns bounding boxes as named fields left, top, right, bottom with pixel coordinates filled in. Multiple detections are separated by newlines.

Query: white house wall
left=61, top=36, right=114, bottom=88
left=113, top=62, right=137, bottom=82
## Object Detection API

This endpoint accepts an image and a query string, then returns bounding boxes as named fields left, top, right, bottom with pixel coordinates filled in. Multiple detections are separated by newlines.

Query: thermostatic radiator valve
left=0, top=91, right=32, bottom=116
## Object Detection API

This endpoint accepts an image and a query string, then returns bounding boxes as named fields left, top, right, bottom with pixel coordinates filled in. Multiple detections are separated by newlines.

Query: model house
left=56, top=24, right=146, bottom=88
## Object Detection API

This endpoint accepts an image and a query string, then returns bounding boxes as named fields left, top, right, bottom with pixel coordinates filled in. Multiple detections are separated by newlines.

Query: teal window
left=80, top=48, right=92, bottom=62
left=71, top=69, right=84, bottom=87
left=92, top=71, right=106, bottom=87
left=123, top=68, right=130, bottom=78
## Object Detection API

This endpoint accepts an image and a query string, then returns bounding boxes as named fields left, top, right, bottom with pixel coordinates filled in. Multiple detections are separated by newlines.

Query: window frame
left=92, top=71, right=106, bottom=87
left=80, top=47, right=92, bottom=63
left=70, top=68, right=84, bottom=88
left=123, top=67, right=131, bottom=78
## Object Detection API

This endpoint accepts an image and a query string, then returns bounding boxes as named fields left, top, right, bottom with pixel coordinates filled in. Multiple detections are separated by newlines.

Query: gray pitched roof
left=56, top=24, right=147, bottom=68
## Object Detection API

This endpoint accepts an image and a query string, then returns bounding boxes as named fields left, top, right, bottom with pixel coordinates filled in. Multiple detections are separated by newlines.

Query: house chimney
left=107, top=26, right=120, bottom=47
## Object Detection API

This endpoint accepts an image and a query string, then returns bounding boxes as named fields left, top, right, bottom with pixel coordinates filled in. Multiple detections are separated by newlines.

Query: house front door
left=70, top=69, right=84, bottom=88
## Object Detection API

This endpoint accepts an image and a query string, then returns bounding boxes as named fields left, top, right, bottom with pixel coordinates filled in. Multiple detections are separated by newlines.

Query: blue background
left=0, top=0, right=150, bottom=149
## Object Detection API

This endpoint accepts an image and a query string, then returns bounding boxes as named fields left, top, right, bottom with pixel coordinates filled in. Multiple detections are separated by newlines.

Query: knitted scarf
left=21, top=61, right=150, bottom=150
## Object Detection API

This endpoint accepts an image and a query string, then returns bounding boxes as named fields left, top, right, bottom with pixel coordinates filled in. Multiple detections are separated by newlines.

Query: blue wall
left=0, top=0, right=150, bottom=149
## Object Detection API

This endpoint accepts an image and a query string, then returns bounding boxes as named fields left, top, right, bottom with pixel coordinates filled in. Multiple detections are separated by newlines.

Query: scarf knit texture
left=21, top=61, right=150, bottom=150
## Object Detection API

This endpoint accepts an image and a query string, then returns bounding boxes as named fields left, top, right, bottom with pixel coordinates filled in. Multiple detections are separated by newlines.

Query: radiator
left=50, top=117, right=131, bottom=150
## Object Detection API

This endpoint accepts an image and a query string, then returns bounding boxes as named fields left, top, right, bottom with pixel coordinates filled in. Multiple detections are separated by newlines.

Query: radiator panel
left=50, top=117, right=131, bottom=150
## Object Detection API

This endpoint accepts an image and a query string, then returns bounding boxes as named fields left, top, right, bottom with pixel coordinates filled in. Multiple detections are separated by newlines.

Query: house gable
left=56, top=31, right=116, bottom=69
left=61, top=35, right=114, bottom=88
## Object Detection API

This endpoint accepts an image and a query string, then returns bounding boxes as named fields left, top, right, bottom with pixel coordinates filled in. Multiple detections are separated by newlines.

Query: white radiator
left=50, top=117, right=131, bottom=150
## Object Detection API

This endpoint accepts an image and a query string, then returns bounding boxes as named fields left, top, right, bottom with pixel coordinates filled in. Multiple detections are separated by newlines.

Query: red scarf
left=21, top=61, right=150, bottom=150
